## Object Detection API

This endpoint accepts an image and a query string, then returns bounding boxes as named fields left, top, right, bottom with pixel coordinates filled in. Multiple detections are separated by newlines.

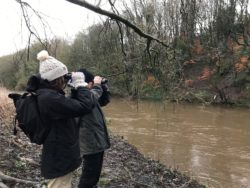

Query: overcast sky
left=0, top=0, right=110, bottom=56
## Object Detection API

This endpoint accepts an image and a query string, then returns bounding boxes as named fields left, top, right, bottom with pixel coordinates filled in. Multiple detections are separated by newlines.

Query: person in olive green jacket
left=77, top=69, right=110, bottom=188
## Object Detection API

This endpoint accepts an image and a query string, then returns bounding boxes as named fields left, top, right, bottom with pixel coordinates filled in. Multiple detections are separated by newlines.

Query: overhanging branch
left=65, top=0, right=169, bottom=48
left=15, top=0, right=48, bottom=56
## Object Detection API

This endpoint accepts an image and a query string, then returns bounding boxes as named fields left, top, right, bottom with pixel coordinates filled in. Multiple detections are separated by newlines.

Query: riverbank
left=0, top=87, right=205, bottom=187
left=0, top=125, right=205, bottom=188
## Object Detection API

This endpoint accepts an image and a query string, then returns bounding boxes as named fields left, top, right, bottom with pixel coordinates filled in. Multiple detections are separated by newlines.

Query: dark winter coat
left=36, top=87, right=95, bottom=179
left=78, top=84, right=111, bottom=156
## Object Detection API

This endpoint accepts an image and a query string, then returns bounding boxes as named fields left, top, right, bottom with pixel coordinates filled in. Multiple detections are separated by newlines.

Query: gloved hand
left=69, top=72, right=88, bottom=89
left=94, top=76, right=102, bottom=85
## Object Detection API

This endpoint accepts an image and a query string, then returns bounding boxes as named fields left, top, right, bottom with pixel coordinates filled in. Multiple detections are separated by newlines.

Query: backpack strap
left=21, top=92, right=29, bottom=98
left=31, top=92, right=41, bottom=114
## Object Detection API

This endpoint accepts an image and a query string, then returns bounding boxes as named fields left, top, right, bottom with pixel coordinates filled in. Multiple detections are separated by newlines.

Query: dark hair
left=26, top=74, right=41, bottom=92
left=78, top=68, right=94, bottom=83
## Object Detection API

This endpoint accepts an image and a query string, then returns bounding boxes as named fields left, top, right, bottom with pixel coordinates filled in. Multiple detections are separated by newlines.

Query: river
left=104, top=98, right=250, bottom=188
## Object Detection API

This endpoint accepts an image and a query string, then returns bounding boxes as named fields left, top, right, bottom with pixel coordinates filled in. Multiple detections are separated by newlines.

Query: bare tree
left=15, top=0, right=170, bottom=49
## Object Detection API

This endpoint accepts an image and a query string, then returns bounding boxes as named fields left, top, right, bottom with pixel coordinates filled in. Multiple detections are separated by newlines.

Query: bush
left=141, top=83, right=165, bottom=100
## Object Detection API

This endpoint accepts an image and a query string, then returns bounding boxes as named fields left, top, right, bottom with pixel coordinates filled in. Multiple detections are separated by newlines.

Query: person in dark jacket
left=35, top=50, right=95, bottom=188
left=77, top=69, right=110, bottom=188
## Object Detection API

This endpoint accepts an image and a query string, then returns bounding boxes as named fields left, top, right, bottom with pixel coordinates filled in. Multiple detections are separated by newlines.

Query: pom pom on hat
left=37, top=50, right=68, bottom=82
left=37, top=50, right=49, bottom=61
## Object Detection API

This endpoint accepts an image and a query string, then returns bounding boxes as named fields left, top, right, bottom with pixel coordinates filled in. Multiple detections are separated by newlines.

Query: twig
left=15, top=0, right=49, bottom=56
left=179, top=179, right=192, bottom=188
left=0, top=171, right=38, bottom=185
left=123, top=166, right=151, bottom=187
left=0, top=181, right=9, bottom=188
left=10, top=139, right=26, bottom=150
left=19, top=157, right=40, bottom=167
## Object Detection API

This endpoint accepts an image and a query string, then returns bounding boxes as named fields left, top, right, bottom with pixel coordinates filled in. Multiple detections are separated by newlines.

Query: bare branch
left=108, top=0, right=127, bottom=57
left=96, top=0, right=102, bottom=7
left=0, top=182, right=9, bottom=188
left=108, top=0, right=119, bottom=15
left=15, top=0, right=52, bottom=54
left=146, top=39, right=152, bottom=60
left=0, top=171, right=39, bottom=185
left=27, top=33, right=31, bottom=61
left=65, top=0, right=169, bottom=48
left=16, top=0, right=45, bottom=45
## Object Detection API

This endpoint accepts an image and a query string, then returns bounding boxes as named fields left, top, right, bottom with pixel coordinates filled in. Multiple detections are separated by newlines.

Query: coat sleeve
left=40, top=87, right=95, bottom=120
left=98, top=84, right=111, bottom=107
left=91, top=84, right=103, bottom=100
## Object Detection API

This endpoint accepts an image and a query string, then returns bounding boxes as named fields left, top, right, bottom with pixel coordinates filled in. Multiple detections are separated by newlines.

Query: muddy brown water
left=104, top=98, right=250, bottom=188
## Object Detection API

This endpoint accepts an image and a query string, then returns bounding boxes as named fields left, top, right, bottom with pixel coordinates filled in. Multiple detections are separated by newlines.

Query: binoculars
left=100, top=78, right=108, bottom=84
left=64, top=73, right=108, bottom=84
left=64, top=73, right=72, bottom=81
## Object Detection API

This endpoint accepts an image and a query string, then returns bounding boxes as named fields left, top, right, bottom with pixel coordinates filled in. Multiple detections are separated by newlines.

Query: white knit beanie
left=37, top=50, right=68, bottom=82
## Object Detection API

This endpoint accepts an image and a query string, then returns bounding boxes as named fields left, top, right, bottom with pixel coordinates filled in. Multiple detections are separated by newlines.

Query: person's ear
left=90, top=81, right=94, bottom=87
left=86, top=82, right=91, bottom=89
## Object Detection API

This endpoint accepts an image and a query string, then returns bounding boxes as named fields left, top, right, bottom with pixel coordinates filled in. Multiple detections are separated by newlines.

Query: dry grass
left=0, top=86, right=15, bottom=127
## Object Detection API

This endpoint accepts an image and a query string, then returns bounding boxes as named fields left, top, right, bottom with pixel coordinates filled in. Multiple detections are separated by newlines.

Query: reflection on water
left=103, top=98, right=250, bottom=188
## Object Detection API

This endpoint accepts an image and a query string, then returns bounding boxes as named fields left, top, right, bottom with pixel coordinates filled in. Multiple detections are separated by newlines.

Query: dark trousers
left=78, top=151, right=104, bottom=188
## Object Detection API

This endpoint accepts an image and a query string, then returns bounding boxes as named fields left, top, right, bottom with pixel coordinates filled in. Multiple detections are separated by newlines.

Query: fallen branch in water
left=0, top=171, right=39, bottom=185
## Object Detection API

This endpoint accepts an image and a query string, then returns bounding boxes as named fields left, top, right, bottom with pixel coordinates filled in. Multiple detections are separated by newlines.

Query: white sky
left=0, top=0, right=110, bottom=56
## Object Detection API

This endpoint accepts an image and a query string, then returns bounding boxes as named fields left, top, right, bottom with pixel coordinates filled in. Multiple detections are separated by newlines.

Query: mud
left=0, top=126, right=205, bottom=188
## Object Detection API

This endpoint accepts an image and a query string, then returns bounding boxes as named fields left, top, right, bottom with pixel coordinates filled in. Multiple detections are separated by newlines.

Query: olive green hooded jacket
left=78, top=84, right=110, bottom=156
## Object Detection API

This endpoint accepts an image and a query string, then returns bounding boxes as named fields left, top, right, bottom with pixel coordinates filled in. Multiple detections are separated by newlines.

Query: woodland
left=1, top=0, right=250, bottom=106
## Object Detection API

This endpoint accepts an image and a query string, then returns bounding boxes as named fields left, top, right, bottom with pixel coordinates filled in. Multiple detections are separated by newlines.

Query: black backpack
left=9, top=75, right=50, bottom=145
left=8, top=92, right=50, bottom=145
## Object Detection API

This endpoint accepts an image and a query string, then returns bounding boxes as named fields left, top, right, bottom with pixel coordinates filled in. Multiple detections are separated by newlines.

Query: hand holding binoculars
left=64, top=73, right=108, bottom=85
